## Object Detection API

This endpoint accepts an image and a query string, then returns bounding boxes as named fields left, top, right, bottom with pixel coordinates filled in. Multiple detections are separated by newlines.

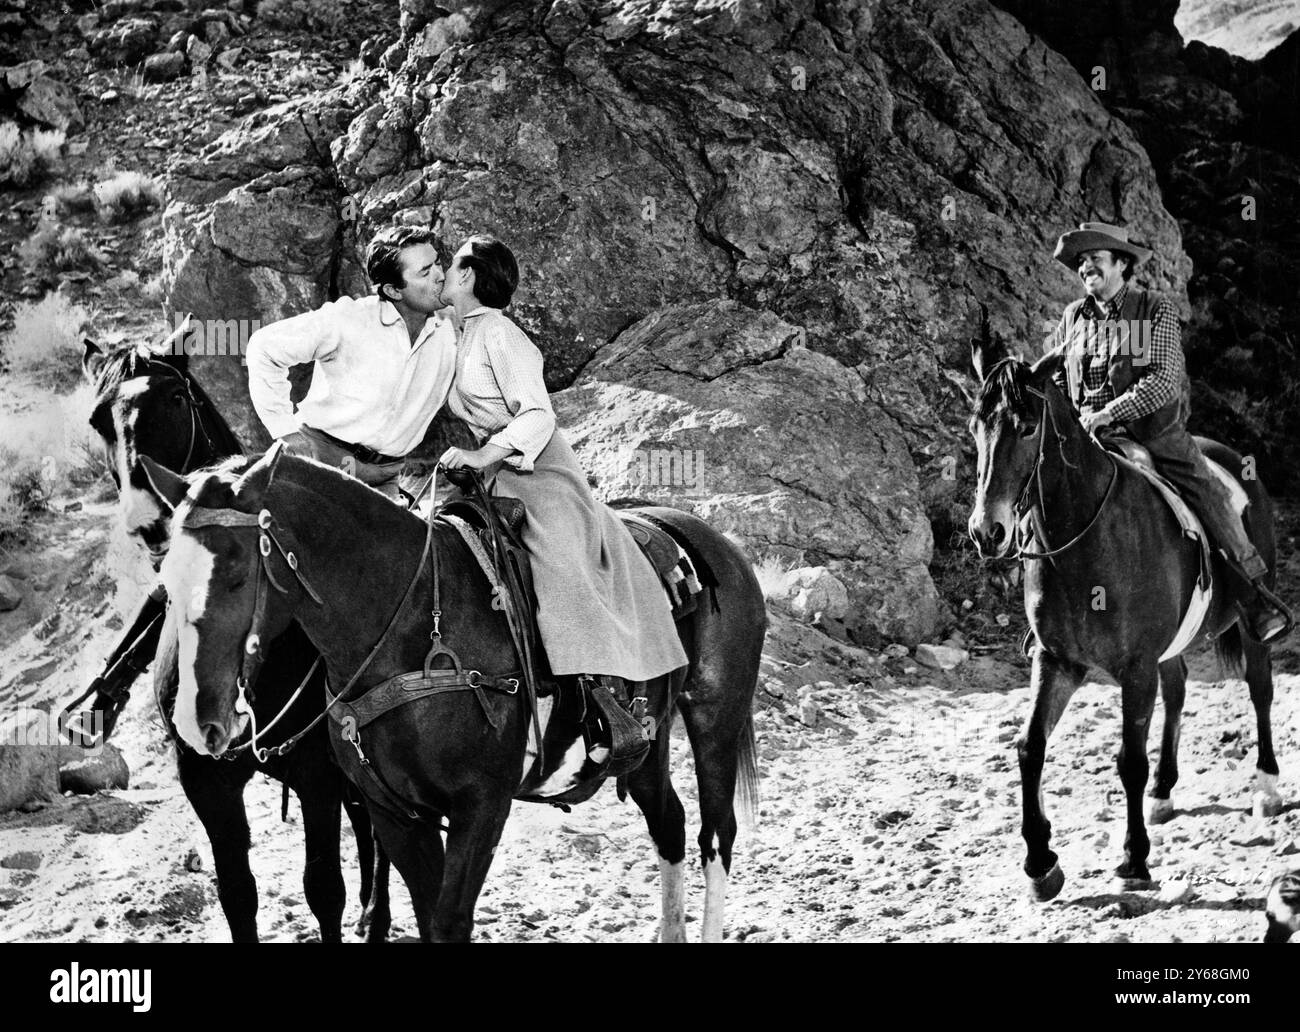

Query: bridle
left=175, top=453, right=482, bottom=769
left=993, top=377, right=1118, bottom=562
left=177, top=452, right=332, bottom=762
left=148, top=361, right=217, bottom=476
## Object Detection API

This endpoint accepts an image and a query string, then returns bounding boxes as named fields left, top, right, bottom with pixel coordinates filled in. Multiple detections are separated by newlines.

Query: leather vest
left=1060, top=287, right=1188, bottom=441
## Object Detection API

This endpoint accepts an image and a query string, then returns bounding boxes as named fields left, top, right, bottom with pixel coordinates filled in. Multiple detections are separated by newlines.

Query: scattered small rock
left=0, top=575, right=23, bottom=611
left=915, top=643, right=968, bottom=671
left=1229, top=822, right=1276, bottom=848
left=143, top=51, right=185, bottom=83
left=1, top=850, right=42, bottom=871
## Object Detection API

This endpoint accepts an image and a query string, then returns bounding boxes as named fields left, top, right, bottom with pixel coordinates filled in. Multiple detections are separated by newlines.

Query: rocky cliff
left=993, top=0, right=1300, bottom=481
left=161, top=0, right=1194, bottom=645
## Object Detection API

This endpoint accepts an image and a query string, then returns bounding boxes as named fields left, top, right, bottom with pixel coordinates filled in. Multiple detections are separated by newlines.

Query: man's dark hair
left=458, top=234, right=519, bottom=309
left=366, top=225, right=438, bottom=302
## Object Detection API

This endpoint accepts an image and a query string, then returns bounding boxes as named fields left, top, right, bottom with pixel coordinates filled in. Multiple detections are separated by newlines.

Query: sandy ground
left=0, top=548, right=1296, bottom=943
left=0, top=371, right=1296, bottom=943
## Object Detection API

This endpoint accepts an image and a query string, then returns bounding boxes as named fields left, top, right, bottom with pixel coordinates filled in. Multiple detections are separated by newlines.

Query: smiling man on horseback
left=1043, top=221, right=1291, bottom=644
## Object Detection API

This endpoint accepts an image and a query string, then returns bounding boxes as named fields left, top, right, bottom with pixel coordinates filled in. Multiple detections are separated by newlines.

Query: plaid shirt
left=1048, top=284, right=1183, bottom=422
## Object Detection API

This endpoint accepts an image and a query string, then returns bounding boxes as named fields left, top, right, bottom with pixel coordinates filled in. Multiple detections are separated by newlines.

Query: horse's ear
left=232, top=439, right=284, bottom=495
left=82, top=338, right=106, bottom=382
left=149, top=314, right=193, bottom=371
left=139, top=455, right=189, bottom=512
left=969, top=307, right=1008, bottom=382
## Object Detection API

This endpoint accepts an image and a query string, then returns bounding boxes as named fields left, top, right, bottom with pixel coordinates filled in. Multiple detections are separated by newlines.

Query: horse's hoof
left=1252, top=793, right=1283, bottom=819
left=1029, top=862, right=1065, bottom=902
left=1113, top=866, right=1154, bottom=892
left=1148, top=798, right=1175, bottom=824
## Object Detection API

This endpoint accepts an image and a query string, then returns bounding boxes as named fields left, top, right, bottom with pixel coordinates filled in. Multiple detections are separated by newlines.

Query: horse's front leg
left=368, top=807, right=445, bottom=941
left=431, top=793, right=514, bottom=942
left=291, top=776, right=345, bottom=943
left=1017, top=644, right=1085, bottom=902
left=177, top=748, right=259, bottom=941
left=1116, top=660, right=1159, bottom=887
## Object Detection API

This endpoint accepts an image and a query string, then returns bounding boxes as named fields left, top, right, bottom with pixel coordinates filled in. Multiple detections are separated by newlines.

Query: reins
left=180, top=448, right=438, bottom=763
left=1006, top=383, right=1119, bottom=562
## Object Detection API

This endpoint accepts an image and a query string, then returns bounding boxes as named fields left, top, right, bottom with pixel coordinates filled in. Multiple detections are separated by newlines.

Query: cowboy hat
left=1053, top=222, right=1153, bottom=269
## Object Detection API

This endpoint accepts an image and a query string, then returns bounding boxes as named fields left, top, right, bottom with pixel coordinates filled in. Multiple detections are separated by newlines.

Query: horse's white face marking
left=159, top=525, right=216, bottom=753
left=702, top=852, right=727, bottom=943
left=659, top=859, right=687, bottom=944
left=112, top=401, right=163, bottom=535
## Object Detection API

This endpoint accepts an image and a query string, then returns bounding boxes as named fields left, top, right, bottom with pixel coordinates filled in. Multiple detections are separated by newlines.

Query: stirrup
left=1245, top=582, right=1294, bottom=645
left=579, top=676, right=650, bottom=779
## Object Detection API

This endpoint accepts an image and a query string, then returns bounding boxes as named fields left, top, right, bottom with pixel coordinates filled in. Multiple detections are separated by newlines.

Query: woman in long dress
left=436, top=235, right=688, bottom=771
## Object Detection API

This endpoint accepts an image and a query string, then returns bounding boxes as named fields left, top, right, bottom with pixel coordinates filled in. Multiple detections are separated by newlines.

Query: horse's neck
left=283, top=479, right=430, bottom=672
left=187, top=380, right=242, bottom=461
left=1034, top=406, right=1114, bottom=545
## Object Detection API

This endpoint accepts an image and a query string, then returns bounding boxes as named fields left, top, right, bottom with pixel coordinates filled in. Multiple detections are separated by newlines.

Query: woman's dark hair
left=366, top=225, right=438, bottom=301
left=458, top=234, right=519, bottom=309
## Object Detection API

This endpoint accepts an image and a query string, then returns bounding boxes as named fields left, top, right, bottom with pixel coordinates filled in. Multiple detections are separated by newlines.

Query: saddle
left=435, top=479, right=706, bottom=789
left=1101, top=437, right=1246, bottom=661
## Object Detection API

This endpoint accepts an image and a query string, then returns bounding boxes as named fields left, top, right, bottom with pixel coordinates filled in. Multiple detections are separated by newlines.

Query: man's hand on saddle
left=1080, top=409, right=1115, bottom=436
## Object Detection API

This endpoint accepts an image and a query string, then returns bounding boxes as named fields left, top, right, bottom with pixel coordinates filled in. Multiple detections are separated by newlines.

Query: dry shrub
left=19, top=221, right=104, bottom=278
left=3, top=293, right=93, bottom=387
left=93, top=170, right=161, bottom=223
left=0, top=121, right=64, bottom=188
left=46, top=182, right=97, bottom=217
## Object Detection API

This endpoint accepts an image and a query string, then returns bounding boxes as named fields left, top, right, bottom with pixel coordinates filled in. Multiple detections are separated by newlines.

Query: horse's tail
left=1215, top=623, right=1246, bottom=678
left=734, top=708, right=759, bottom=826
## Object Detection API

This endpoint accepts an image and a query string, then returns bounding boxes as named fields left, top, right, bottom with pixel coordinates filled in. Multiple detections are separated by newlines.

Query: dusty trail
left=1, top=560, right=1295, bottom=942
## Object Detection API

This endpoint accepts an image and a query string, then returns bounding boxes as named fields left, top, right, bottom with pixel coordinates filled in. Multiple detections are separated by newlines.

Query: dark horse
left=142, top=447, right=765, bottom=942
left=967, top=337, right=1285, bottom=900
left=80, top=335, right=390, bottom=942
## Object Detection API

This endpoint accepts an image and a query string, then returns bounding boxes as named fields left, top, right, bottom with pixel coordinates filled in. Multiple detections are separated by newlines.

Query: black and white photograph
left=0, top=0, right=1297, bottom=988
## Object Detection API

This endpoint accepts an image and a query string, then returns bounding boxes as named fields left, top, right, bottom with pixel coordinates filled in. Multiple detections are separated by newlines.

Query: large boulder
left=992, top=1, right=1300, bottom=480
left=559, top=299, right=943, bottom=644
left=161, top=0, right=1193, bottom=635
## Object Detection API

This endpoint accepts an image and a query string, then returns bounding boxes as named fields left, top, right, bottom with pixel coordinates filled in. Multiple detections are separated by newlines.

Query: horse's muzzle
left=968, top=515, right=1010, bottom=559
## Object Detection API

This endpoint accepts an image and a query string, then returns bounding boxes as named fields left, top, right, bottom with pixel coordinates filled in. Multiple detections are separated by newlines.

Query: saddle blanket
left=1108, top=445, right=1247, bottom=662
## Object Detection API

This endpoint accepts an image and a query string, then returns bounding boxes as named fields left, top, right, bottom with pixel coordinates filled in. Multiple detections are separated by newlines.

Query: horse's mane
left=92, top=342, right=244, bottom=457
left=975, top=357, right=1034, bottom=424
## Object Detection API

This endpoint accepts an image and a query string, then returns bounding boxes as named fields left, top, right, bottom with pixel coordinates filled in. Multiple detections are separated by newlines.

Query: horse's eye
left=1018, top=423, right=1038, bottom=438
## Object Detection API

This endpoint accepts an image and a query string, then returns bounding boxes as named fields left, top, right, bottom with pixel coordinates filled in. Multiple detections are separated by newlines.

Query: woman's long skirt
left=488, top=430, right=688, bottom=682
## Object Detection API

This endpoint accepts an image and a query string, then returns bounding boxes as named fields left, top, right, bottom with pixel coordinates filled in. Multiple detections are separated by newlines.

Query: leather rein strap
left=1011, top=384, right=1119, bottom=562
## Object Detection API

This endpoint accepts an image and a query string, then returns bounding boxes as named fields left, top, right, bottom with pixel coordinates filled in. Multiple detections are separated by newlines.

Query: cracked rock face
left=162, top=0, right=1191, bottom=644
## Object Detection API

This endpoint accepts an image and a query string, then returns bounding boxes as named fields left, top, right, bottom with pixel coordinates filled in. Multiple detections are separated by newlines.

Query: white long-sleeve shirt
left=245, top=294, right=457, bottom=457
left=447, top=307, right=556, bottom=472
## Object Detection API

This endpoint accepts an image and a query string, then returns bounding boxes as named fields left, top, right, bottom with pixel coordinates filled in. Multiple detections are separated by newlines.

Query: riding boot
left=578, top=674, right=650, bottom=778
left=1240, top=575, right=1294, bottom=645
